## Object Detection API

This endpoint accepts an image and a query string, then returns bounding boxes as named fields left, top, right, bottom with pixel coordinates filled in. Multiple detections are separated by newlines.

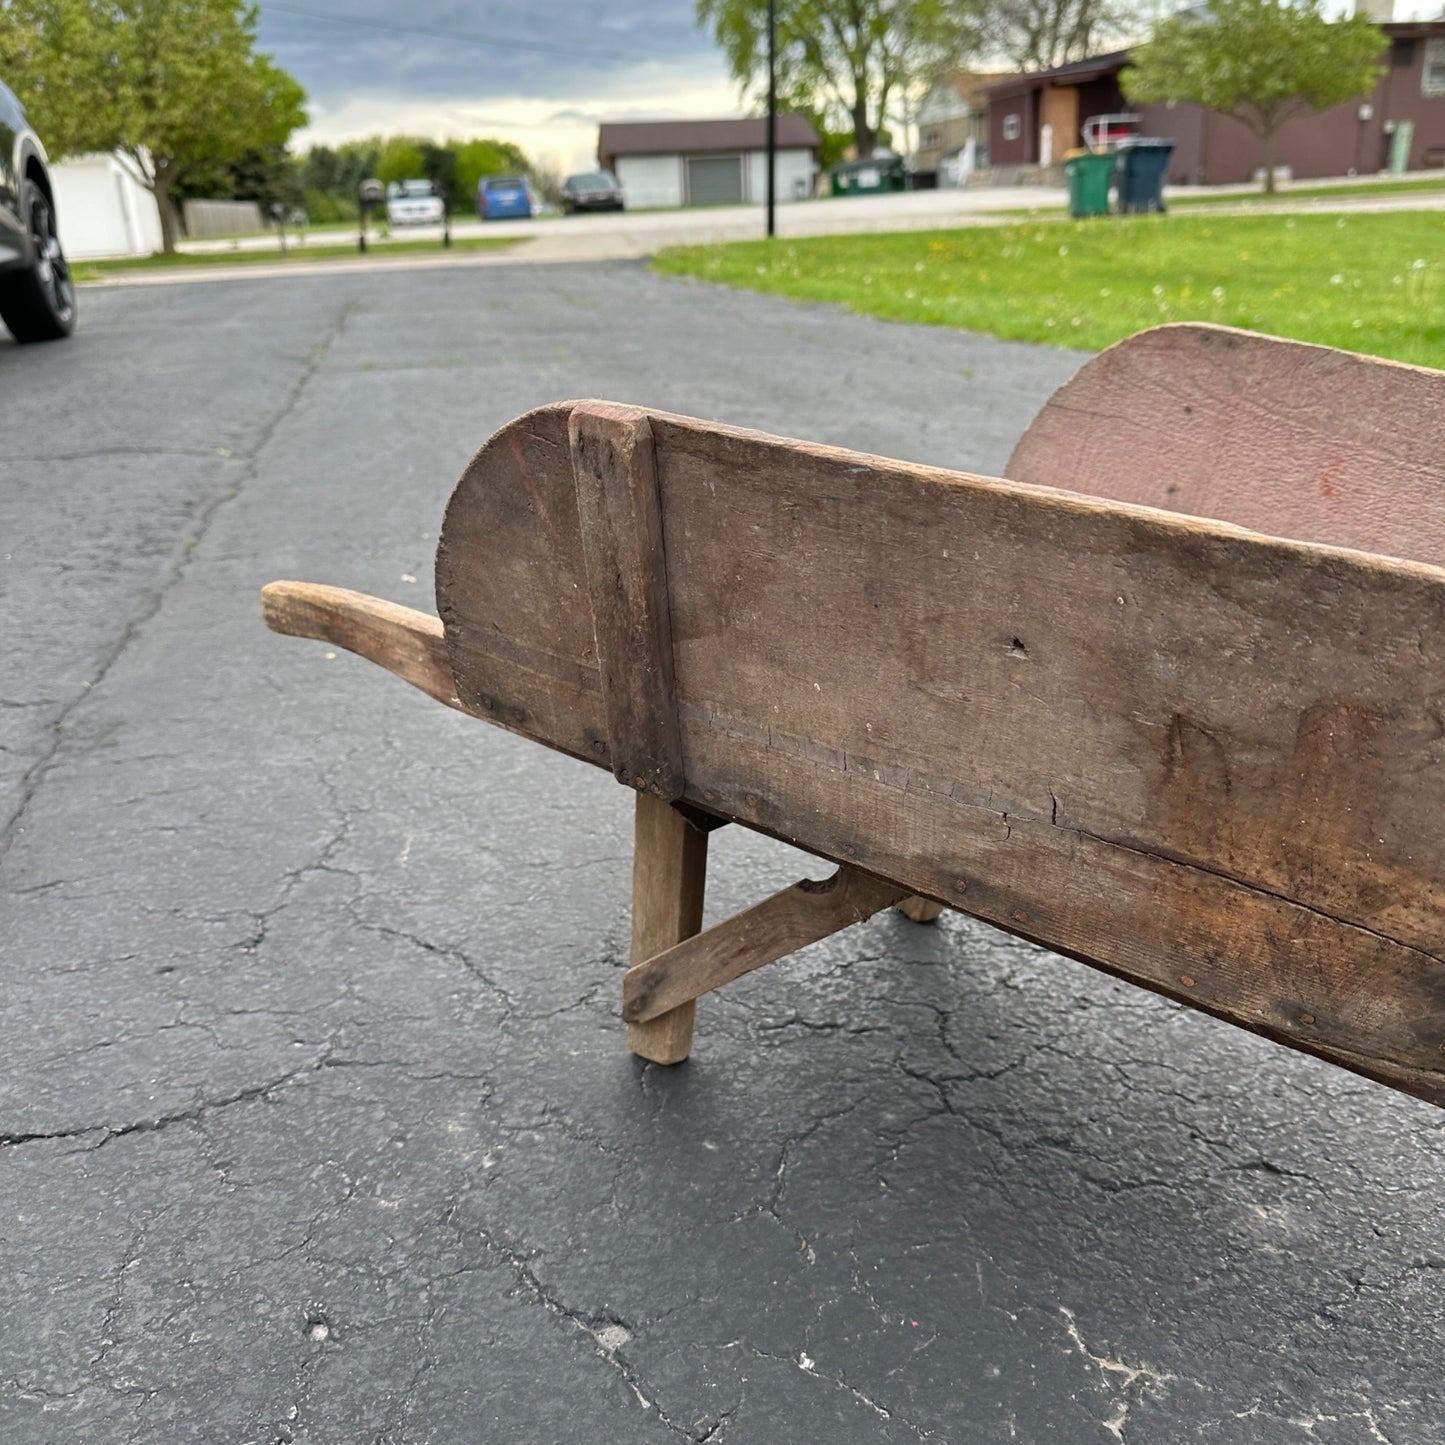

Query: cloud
left=256, top=0, right=745, bottom=164
left=257, top=0, right=733, bottom=111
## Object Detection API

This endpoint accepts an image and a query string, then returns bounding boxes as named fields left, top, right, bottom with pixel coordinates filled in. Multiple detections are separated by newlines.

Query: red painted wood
left=1006, top=323, right=1445, bottom=567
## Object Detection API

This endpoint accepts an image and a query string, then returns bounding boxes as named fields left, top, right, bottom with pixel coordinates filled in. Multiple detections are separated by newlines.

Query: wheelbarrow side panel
left=1007, top=323, right=1445, bottom=568
left=430, top=395, right=1445, bottom=1105
left=436, top=403, right=608, bottom=767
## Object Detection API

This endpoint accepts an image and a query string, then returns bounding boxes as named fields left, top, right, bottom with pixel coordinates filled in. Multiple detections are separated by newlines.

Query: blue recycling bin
left=1115, top=139, right=1174, bottom=214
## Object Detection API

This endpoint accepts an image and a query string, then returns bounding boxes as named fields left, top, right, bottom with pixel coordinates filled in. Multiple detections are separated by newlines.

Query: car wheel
left=0, top=179, right=76, bottom=343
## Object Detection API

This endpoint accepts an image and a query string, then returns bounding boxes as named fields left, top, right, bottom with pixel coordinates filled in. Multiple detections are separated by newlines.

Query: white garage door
left=686, top=155, right=744, bottom=206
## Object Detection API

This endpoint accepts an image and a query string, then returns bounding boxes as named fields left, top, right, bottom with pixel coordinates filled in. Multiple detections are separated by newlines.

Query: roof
left=985, top=50, right=1133, bottom=97
left=984, top=18, right=1445, bottom=98
left=598, top=116, right=821, bottom=160
left=1382, top=18, right=1445, bottom=37
left=940, top=70, right=1017, bottom=107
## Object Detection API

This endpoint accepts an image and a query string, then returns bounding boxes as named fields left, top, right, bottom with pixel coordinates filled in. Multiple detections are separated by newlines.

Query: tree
left=450, top=137, right=532, bottom=203
left=0, top=0, right=306, bottom=250
left=1122, top=0, right=1387, bottom=193
left=697, top=0, right=978, bottom=159
left=374, top=137, right=427, bottom=187
left=986, top=0, right=1129, bottom=72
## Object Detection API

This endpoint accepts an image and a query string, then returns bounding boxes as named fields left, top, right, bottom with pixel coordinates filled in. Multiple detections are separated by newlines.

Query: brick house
left=985, top=20, right=1445, bottom=183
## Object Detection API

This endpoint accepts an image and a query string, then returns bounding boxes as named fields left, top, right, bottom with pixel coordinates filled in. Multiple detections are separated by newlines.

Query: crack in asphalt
left=0, top=298, right=356, bottom=866
left=0, top=1051, right=342, bottom=1151
left=467, top=1219, right=706, bottom=1440
left=723, top=1339, right=945, bottom=1442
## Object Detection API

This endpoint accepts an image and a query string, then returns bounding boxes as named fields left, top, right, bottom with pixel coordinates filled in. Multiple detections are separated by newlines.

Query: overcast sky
left=255, top=0, right=740, bottom=170
left=257, top=0, right=1443, bottom=169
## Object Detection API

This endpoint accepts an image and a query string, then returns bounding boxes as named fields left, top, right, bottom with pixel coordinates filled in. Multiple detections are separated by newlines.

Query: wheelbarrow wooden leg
left=628, top=792, right=709, bottom=1064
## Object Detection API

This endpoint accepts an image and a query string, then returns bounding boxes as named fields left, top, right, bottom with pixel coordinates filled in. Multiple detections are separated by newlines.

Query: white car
left=386, top=179, right=445, bottom=227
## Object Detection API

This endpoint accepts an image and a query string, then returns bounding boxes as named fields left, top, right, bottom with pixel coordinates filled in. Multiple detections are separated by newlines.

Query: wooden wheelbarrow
left=263, top=323, right=1445, bottom=1107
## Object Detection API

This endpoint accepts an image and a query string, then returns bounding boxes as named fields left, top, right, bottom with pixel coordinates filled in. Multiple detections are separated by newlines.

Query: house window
left=1003, top=114, right=1022, bottom=141
left=1424, top=39, right=1445, bottom=97
left=922, top=126, right=941, bottom=150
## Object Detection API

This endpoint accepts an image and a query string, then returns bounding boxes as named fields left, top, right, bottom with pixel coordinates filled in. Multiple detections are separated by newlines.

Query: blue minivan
left=477, top=175, right=533, bottom=221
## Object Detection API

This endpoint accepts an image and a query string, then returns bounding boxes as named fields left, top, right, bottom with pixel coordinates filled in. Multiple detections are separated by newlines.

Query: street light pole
left=766, top=0, right=776, bottom=239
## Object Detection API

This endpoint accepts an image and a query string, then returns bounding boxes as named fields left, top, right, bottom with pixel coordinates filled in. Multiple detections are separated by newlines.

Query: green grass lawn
left=1169, top=175, right=1445, bottom=208
left=74, top=233, right=520, bottom=280
left=654, top=211, right=1444, bottom=365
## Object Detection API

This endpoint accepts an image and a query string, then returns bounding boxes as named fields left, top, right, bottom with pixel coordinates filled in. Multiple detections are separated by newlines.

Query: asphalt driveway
left=1, top=264, right=1440, bottom=1443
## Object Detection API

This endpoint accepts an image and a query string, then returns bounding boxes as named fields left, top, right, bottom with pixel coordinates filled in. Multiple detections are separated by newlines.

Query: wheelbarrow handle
left=260, top=580, right=464, bottom=713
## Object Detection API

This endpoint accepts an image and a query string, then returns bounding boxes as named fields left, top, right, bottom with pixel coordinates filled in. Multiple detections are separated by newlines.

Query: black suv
left=561, top=171, right=625, bottom=214
left=1, top=78, right=75, bottom=342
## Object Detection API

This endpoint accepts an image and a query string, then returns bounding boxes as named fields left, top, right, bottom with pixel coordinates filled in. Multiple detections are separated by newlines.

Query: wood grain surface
left=628, top=793, right=710, bottom=1062
left=571, top=403, right=686, bottom=800
left=623, top=865, right=905, bottom=1025
left=427, top=369, right=1445, bottom=1104
left=262, top=582, right=462, bottom=712
left=1006, top=323, right=1445, bottom=567
left=435, top=404, right=609, bottom=767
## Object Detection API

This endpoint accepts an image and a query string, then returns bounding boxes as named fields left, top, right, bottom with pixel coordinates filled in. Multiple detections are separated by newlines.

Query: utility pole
left=766, top=0, right=777, bottom=238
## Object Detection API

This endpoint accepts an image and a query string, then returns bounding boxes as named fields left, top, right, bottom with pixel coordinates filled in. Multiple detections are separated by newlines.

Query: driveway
left=2, top=262, right=1440, bottom=1443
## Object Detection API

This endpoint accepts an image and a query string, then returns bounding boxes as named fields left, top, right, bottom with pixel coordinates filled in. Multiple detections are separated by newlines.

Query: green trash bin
left=1063, top=148, right=1114, bottom=218
left=830, top=154, right=907, bottom=197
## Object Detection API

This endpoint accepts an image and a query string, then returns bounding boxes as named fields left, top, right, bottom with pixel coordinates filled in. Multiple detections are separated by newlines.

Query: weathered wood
left=423, top=387, right=1445, bottom=1104
left=570, top=402, right=685, bottom=801
left=628, top=793, right=709, bottom=1063
left=261, top=582, right=462, bottom=712
left=1006, top=323, right=1445, bottom=567
left=650, top=408, right=1445, bottom=1102
left=624, top=866, right=905, bottom=1024
left=898, top=897, right=945, bottom=924
left=436, top=403, right=610, bottom=768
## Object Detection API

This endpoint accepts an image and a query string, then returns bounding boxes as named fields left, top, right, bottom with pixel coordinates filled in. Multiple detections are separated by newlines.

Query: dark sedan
left=0, top=78, right=74, bottom=342
left=561, top=171, right=625, bottom=214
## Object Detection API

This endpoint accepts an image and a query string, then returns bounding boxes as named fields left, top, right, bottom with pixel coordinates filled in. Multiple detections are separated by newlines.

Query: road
left=2, top=262, right=1441, bottom=1443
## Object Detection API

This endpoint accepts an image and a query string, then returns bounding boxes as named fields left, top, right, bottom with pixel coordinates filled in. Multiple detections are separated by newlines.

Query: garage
left=598, top=116, right=820, bottom=209
left=685, top=154, right=744, bottom=206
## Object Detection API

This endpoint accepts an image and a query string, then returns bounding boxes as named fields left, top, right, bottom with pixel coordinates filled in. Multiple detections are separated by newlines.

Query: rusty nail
left=1298, top=1012, right=1315, bottom=1026
left=1179, top=974, right=1196, bottom=988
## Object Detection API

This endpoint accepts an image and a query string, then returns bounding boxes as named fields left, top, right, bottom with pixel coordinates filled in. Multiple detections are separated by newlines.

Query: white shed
left=49, top=152, right=163, bottom=259
left=597, top=117, right=820, bottom=208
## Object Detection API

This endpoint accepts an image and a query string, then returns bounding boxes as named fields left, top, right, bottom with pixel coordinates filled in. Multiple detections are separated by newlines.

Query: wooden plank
left=683, top=720, right=1445, bottom=1102
left=646, top=408, right=1445, bottom=1104
left=624, top=866, right=905, bottom=1025
left=422, top=362, right=1445, bottom=1103
left=570, top=402, right=685, bottom=801
left=437, top=403, right=610, bottom=769
left=1006, top=323, right=1445, bottom=567
left=261, top=582, right=463, bottom=712
left=628, top=793, right=709, bottom=1063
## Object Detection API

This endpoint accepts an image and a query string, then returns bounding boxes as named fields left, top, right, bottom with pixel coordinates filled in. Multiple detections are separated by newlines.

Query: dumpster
left=1063, top=149, right=1114, bottom=218
left=830, top=154, right=907, bottom=197
left=1116, top=139, right=1174, bottom=214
